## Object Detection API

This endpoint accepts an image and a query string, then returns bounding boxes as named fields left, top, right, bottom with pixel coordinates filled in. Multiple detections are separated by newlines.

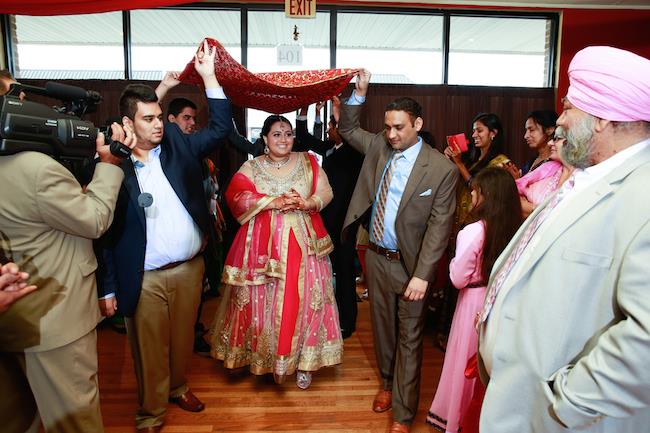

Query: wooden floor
left=97, top=286, right=444, bottom=433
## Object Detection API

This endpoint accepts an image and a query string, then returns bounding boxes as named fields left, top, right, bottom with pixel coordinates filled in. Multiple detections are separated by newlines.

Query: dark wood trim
left=122, top=11, right=132, bottom=80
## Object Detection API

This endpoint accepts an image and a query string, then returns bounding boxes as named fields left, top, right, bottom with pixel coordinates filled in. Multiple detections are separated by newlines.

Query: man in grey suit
left=0, top=125, right=135, bottom=433
left=340, top=69, right=458, bottom=433
left=479, top=46, right=650, bottom=432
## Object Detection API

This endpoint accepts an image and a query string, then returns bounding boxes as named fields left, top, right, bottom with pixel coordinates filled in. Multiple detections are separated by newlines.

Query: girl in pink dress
left=427, top=168, right=522, bottom=433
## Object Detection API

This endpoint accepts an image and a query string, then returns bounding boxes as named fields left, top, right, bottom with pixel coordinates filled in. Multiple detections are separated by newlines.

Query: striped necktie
left=479, top=175, right=576, bottom=324
left=371, top=152, right=399, bottom=244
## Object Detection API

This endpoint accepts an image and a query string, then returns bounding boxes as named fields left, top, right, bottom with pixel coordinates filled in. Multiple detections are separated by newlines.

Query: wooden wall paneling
left=21, top=79, right=553, bottom=168
left=351, top=84, right=555, bottom=168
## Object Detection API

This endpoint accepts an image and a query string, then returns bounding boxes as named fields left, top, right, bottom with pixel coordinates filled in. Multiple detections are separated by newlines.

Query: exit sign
left=285, top=0, right=315, bottom=18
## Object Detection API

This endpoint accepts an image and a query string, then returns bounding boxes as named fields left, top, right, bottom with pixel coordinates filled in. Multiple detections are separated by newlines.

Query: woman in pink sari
left=516, top=126, right=574, bottom=217
left=210, top=115, right=343, bottom=389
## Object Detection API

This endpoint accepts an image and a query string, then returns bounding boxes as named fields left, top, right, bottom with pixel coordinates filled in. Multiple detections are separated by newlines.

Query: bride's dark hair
left=261, top=115, right=292, bottom=139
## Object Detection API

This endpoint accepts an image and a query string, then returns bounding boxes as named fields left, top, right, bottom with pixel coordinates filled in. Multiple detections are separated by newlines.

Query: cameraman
left=0, top=124, right=136, bottom=433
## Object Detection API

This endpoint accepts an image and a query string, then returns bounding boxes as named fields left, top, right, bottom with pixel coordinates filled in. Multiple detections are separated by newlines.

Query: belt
left=156, top=260, right=187, bottom=271
left=153, top=243, right=206, bottom=272
left=368, top=241, right=401, bottom=261
left=155, top=254, right=201, bottom=271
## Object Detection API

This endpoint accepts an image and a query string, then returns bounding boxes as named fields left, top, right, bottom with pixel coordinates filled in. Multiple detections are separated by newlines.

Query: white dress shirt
left=132, top=146, right=202, bottom=271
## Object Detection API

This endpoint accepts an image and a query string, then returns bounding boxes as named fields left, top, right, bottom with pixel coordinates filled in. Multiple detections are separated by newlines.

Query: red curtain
left=0, top=0, right=186, bottom=16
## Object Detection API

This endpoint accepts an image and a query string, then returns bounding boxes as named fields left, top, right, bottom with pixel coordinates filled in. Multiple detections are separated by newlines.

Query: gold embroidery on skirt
left=325, top=280, right=335, bottom=305
left=298, top=341, right=344, bottom=371
left=234, top=285, right=250, bottom=310
left=310, top=280, right=323, bottom=311
left=222, top=265, right=246, bottom=285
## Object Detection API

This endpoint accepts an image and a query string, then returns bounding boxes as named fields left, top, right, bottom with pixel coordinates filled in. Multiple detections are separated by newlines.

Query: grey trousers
left=366, top=249, right=430, bottom=425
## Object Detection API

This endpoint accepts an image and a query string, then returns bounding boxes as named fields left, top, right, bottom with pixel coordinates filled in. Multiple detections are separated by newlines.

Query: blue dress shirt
left=369, top=139, right=423, bottom=250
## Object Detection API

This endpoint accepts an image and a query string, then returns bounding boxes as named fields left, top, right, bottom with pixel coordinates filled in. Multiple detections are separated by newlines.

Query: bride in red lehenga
left=210, top=115, right=343, bottom=389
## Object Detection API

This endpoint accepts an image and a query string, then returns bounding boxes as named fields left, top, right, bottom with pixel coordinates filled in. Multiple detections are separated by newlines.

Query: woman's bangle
left=311, top=195, right=323, bottom=212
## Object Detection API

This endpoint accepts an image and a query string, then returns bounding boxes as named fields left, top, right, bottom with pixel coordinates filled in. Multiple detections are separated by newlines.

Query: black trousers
left=331, top=235, right=358, bottom=334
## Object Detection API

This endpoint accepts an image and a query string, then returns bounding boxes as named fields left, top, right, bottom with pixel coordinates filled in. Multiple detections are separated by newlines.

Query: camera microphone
left=44, top=82, right=102, bottom=104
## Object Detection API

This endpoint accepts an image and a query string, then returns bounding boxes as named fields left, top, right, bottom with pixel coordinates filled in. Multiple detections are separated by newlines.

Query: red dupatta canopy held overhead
left=179, top=38, right=358, bottom=114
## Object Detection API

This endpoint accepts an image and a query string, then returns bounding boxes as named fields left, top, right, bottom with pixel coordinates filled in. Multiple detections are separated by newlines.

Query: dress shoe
left=169, top=389, right=204, bottom=412
left=372, top=389, right=392, bottom=413
left=296, top=371, right=312, bottom=389
left=137, top=426, right=161, bottom=432
left=389, top=421, right=410, bottom=433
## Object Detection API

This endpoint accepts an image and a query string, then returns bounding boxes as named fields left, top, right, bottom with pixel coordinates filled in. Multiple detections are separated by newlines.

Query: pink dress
left=427, top=221, right=486, bottom=433
left=516, top=160, right=563, bottom=206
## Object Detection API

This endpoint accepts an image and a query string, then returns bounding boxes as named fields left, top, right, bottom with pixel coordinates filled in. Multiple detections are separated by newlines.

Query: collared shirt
left=347, top=90, right=366, bottom=106
left=482, top=137, right=650, bottom=374
left=132, top=146, right=202, bottom=271
left=206, top=88, right=227, bottom=99
left=101, top=88, right=225, bottom=299
left=370, top=138, right=423, bottom=250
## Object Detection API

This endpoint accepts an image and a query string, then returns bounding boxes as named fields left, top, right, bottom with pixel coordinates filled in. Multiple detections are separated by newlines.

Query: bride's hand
left=280, top=189, right=302, bottom=212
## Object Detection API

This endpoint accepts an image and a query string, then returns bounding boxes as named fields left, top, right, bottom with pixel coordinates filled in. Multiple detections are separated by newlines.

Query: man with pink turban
left=478, top=46, right=650, bottom=433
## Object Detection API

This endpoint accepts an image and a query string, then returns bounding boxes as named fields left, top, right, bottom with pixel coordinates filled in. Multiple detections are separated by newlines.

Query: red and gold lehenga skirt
left=210, top=153, right=343, bottom=376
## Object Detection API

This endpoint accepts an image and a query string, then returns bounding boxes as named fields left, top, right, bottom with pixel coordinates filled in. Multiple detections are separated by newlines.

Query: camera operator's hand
left=97, top=123, right=137, bottom=165
left=195, top=39, right=220, bottom=90
left=155, top=71, right=181, bottom=101
left=98, top=296, right=118, bottom=318
left=0, top=262, right=37, bottom=314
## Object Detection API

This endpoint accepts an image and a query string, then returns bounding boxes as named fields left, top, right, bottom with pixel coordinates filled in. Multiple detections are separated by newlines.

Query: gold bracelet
left=311, top=195, right=323, bottom=212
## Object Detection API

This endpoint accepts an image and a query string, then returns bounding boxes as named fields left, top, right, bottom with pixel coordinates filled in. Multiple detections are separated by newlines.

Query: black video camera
left=0, top=82, right=131, bottom=160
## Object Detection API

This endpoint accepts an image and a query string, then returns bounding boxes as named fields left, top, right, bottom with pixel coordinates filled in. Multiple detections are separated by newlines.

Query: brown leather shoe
left=137, top=427, right=161, bottom=433
left=372, top=389, right=392, bottom=413
left=389, top=421, right=410, bottom=433
left=169, top=389, right=205, bottom=412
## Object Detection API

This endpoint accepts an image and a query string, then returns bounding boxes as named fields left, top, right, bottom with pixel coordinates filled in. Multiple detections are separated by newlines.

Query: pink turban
left=567, top=46, right=650, bottom=122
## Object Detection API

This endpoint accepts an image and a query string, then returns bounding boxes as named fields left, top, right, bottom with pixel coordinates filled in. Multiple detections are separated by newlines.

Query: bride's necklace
left=263, top=155, right=291, bottom=169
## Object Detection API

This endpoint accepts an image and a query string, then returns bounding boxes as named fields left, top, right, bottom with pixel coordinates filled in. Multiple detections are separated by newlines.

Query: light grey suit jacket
left=0, top=152, right=123, bottom=352
left=339, top=102, right=458, bottom=282
left=479, top=141, right=650, bottom=432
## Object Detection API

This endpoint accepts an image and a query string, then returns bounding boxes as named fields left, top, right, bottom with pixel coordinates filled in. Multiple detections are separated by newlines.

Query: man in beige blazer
left=340, top=70, right=458, bottom=433
left=479, top=46, right=650, bottom=432
left=0, top=125, right=134, bottom=433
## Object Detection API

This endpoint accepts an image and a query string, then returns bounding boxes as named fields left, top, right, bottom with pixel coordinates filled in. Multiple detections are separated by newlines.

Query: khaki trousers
left=125, top=256, right=204, bottom=429
left=0, top=330, right=103, bottom=433
left=366, top=249, right=430, bottom=425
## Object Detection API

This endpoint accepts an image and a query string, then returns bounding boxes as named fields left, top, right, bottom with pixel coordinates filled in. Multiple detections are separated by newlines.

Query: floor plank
left=98, top=287, right=444, bottom=432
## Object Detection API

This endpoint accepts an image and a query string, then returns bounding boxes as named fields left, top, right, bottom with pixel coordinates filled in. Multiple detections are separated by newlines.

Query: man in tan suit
left=340, top=70, right=458, bottom=433
left=0, top=125, right=135, bottom=433
left=479, top=46, right=650, bottom=432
